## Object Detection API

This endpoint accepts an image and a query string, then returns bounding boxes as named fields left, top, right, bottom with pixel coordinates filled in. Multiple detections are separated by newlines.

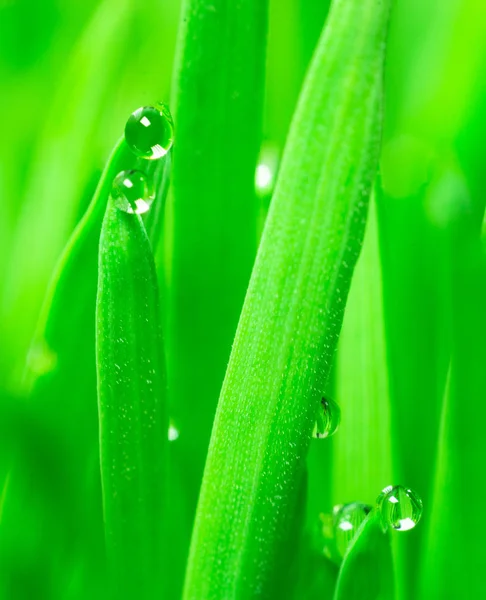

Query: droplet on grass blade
left=168, top=421, right=179, bottom=441
left=111, top=170, right=155, bottom=214
left=255, top=143, right=279, bottom=197
left=377, top=485, right=423, bottom=531
left=312, top=396, right=340, bottom=439
left=334, top=503, right=371, bottom=558
left=125, top=104, right=174, bottom=160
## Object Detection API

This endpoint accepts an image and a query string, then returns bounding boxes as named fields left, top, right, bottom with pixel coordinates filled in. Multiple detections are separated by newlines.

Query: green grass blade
left=332, top=195, right=392, bottom=505
left=183, top=1, right=391, bottom=597
left=334, top=511, right=395, bottom=600
left=0, top=139, right=133, bottom=597
left=419, top=170, right=486, bottom=598
left=96, top=196, right=168, bottom=598
left=166, top=0, right=269, bottom=588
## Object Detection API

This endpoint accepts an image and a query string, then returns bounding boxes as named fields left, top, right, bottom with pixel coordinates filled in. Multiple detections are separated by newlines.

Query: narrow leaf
left=96, top=196, right=168, bottom=597
left=183, top=0, right=392, bottom=597
left=334, top=511, right=395, bottom=600
left=167, top=0, right=269, bottom=592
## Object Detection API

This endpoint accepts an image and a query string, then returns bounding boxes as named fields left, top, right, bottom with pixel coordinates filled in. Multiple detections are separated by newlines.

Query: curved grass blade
left=183, top=1, right=392, bottom=597
left=332, top=195, right=393, bottom=505
left=96, top=196, right=168, bottom=598
left=0, top=139, right=133, bottom=596
left=3, top=136, right=170, bottom=594
left=334, top=511, right=395, bottom=600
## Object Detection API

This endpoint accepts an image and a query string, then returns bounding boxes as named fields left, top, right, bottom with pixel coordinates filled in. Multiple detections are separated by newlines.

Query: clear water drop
left=111, top=170, right=155, bottom=214
left=125, top=104, right=174, bottom=160
left=333, top=503, right=371, bottom=558
left=312, top=396, right=341, bottom=439
left=377, top=485, right=423, bottom=531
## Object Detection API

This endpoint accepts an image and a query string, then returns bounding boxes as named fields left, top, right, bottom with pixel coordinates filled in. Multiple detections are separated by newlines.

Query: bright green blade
left=334, top=511, right=394, bottom=600
left=96, top=197, right=168, bottom=598
left=183, top=0, right=391, bottom=597
left=332, top=195, right=392, bottom=505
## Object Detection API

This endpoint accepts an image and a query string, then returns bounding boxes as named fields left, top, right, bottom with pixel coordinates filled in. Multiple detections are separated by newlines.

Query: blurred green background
left=1, top=0, right=486, bottom=598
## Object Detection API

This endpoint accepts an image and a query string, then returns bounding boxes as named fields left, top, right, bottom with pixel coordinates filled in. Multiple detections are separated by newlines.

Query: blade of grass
left=332, top=194, right=393, bottom=505
left=2, top=136, right=171, bottom=596
left=0, top=139, right=132, bottom=598
left=96, top=196, right=168, bottom=598
left=419, top=169, right=486, bottom=598
left=166, top=0, right=269, bottom=591
left=183, top=1, right=391, bottom=597
left=379, top=4, right=486, bottom=596
left=334, top=511, right=395, bottom=600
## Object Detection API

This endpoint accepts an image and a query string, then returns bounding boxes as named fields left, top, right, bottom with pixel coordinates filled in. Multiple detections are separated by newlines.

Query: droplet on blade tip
left=111, top=169, right=154, bottom=214
left=333, top=503, right=371, bottom=558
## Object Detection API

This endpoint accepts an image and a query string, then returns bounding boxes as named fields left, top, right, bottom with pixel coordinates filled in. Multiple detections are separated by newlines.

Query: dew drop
left=333, top=503, right=371, bottom=558
left=125, top=104, right=174, bottom=160
left=312, top=396, right=341, bottom=439
left=168, top=421, right=179, bottom=441
left=111, top=169, right=154, bottom=214
left=377, top=485, right=423, bottom=531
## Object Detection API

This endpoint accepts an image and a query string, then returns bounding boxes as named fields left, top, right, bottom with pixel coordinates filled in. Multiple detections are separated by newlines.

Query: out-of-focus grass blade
left=1, top=0, right=132, bottom=384
left=380, top=4, right=486, bottom=596
left=332, top=195, right=392, bottom=505
left=96, top=197, right=168, bottom=598
left=419, top=169, right=486, bottom=598
left=334, top=511, right=395, bottom=600
left=167, top=0, right=268, bottom=591
left=183, top=1, right=391, bottom=597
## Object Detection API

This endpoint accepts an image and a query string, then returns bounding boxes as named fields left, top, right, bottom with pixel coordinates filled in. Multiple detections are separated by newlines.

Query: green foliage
left=96, top=194, right=168, bottom=598
left=334, top=512, right=394, bottom=600
left=1, top=0, right=486, bottom=599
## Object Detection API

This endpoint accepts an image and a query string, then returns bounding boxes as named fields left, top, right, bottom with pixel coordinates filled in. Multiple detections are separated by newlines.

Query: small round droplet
left=111, top=170, right=155, bottom=214
left=125, top=104, right=174, bottom=160
left=333, top=503, right=371, bottom=558
left=377, top=485, right=423, bottom=531
left=312, top=396, right=341, bottom=439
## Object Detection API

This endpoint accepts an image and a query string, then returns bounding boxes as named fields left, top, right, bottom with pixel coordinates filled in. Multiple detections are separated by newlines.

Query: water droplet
left=168, top=421, right=179, bottom=441
left=312, top=396, right=340, bottom=439
left=125, top=104, right=174, bottom=160
left=334, top=503, right=371, bottom=558
left=111, top=170, right=154, bottom=214
left=377, top=485, right=423, bottom=531
left=255, top=144, right=279, bottom=198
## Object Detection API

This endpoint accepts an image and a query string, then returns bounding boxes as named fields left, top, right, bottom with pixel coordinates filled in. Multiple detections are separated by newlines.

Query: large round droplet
left=312, top=396, right=341, bottom=439
left=333, top=503, right=371, bottom=558
left=111, top=170, right=155, bottom=214
left=125, top=104, right=174, bottom=160
left=377, top=485, right=423, bottom=531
